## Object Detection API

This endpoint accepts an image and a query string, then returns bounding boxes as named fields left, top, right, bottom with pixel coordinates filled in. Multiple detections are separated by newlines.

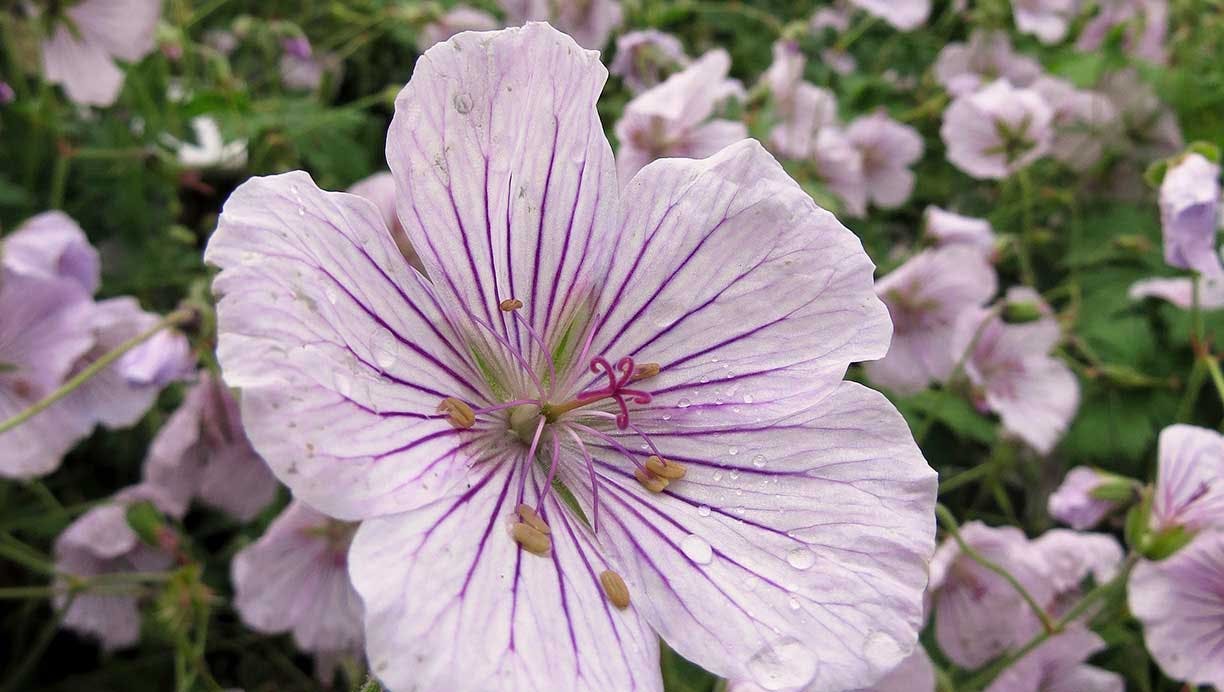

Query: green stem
left=938, top=462, right=995, bottom=495
left=1178, top=358, right=1208, bottom=421
left=688, top=1, right=784, bottom=36
left=0, top=585, right=57, bottom=599
left=0, top=538, right=55, bottom=575
left=0, top=308, right=194, bottom=435
left=835, top=14, right=878, bottom=50
left=1204, top=356, right=1224, bottom=411
left=935, top=504, right=1056, bottom=633
left=48, top=144, right=70, bottom=209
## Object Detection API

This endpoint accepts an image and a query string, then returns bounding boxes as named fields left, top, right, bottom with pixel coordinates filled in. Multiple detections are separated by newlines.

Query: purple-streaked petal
left=1159, top=152, right=1222, bottom=276
left=573, top=382, right=936, bottom=691
left=846, top=112, right=923, bottom=209
left=984, top=627, right=1121, bottom=692
left=3, top=211, right=101, bottom=294
left=941, top=80, right=1054, bottom=180
left=727, top=645, right=934, bottom=692
left=349, top=454, right=661, bottom=691
left=1151, top=424, right=1224, bottom=533
left=933, top=31, right=1042, bottom=97
left=205, top=171, right=488, bottom=520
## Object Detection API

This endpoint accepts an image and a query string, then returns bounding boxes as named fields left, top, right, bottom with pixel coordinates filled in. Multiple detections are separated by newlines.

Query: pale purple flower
left=40, top=0, right=161, bottom=106
left=609, top=30, right=690, bottom=94
left=727, top=646, right=935, bottom=692
left=347, top=171, right=423, bottom=273
left=1158, top=153, right=1222, bottom=276
left=984, top=627, right=1123, bottom=692
left=53, top=484, right=177, bottom=650
left=121, top=327, right=195, bottom=388
left=769, top=83, right=838, bottom=161
left=0, top=265, right=94, bottom=479
left=280, top=38, right=341, bottom=91
left=232, top=501, right=363, bottom=656
left=4, top=211, right=101, bottom=294
left=282, top=36, right=313, bottom=60
left=0, top=81, right=14, bottom=104
left=811, top=3, right=853, bottom=32
left=1032, top=529, right=1123, bottom=600
left=1078, top=0, right=1168, bottom=65
left=1129, top=530, right=1224, bottom=689
left=933, top=31, right=1042, bottom=97
left=417, top=6, right=499, bottom=52
left=500, top=0, right=623, bottom=49
left=824, top=48, right=858, bottom=76
left=813, top=127, right=868, bottom=216
left=205, top=24, right=937, bottom=691
left=1150, top=424, right=1224, bottom=533
left=924, top=206, right=997, bottom=255
left=615, top=49, right=748, bottom=183
left=867, top=246, right=998, bottom=394
left=848, top=0, right=931, bottom=30
left=143, top=372, right=278, bottom=521
left=846, top=111, right=924, bottom=209
left=942, top=80, right=1054, bottom=180
left=1099, top=68, right=1183, bottom=161
left=1129, top=274, right=1224, bottom=309
left=1012, top=0, right=1081, bottom=44
left=1048, top=466, right=1117, bottom=529
left=951, top=288, right=1079, bottom=454
left=928, top=522, right=1053, bottom=667
left=763, top=40, right=806, bottom=106
left=1031, top=76, right=1121, bottom=171
left=204, top=30, right=239, bottom=56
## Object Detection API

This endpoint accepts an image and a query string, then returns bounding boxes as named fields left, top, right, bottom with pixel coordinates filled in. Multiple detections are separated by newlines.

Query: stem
left=687, top=1, right=784, bottom=36
left=48, top=145, right=70, bottom=209
left=0, top=586, right=57, bottom=599
left=0, top=308, right=194, bottom=435
left=1205, top=356, right=1224, bottom=411
left=938, top=463, right=995, bottom=495
left=935, top=504, right=1056, bottom=633
left=1014, top=170, right=1039, bottom=287
left=1178, top=358, right=1208, bottom=421
left=835, top=14, right=879, bottom=50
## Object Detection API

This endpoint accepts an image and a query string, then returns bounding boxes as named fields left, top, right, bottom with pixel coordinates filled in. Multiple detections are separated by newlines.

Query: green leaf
left=899, top=389, right=997, bottom=444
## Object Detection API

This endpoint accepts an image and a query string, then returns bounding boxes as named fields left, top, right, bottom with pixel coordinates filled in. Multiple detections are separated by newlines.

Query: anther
left=512, top=522, right=552, bottom=555
left=516, top=503, right=551, bottom=535
left=631, top=362, right=661, bottom=382
left=645, top=455, right=686, bottom=480
left=599, top=570, right=631, bottom=609
left=499, top=298, right=524, bottom=312
left=634, top=468, right=669, bottom=493
left=437, top=397, right=476, bottom=429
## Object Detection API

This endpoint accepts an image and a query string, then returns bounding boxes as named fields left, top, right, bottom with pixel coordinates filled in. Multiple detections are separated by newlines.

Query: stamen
left=631, top=362, right=660, bottom=382
left=516, top=503, right=551, bottom=535
left=499, top=298, right=524, bottom=312
left=512, top=523, right=551, bottom=555
left=437, top=397, right=476, bottom=429
left=599, top=569, right=631, bottom=609
left=455, top=300, right=547, bottom=399
left=645, top=455, right=687, bottom=480
left=516, top=415, right=548, bottom=504
left=571, top=423, right=648, bottom=472
left=564, top=427, right=601, bottom=533
left=634, top=468, right=669, bottom=493
left=512, top=310, right=557, bottom=394
left=535, top=433, right=562, bottom=515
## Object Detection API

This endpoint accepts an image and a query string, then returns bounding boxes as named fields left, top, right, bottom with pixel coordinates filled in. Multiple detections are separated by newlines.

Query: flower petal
left=205, top=171, right=488, bottom=520
left=41, top=29, right=125, bottom=107
left=4, top=211, right=101, bottom=294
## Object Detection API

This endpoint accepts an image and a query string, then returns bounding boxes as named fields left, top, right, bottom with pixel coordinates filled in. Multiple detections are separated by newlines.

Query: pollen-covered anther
left=599, top=569, right=631, bottom=610
left=634, top=468, right=669, bottom=493
left=512, top=522, right=551, bottom=555
left=631, top=362, right=661, bottom=382
left=516, top=503, right=551, bottom=535
left=437, top=397, right=476, bottom=429
left=645, top=455, right=686, bottom=480
left=499, top=298, right=524, bottom=312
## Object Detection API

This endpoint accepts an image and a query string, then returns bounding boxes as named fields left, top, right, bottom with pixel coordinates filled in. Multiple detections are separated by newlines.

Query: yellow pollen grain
left=499, top=298, right=524, bottom=312
left=516, top=503, right=551, bottom=535
left=437, top=397, right=476, bottom=429
left=631, top=362, right=661, bottom=382
left=512, top=523, right=551, bottom=555
left=645, top=455, right=686, bottom=480
left=634, top=468, right=669, bottom=493
left=599, top=570, right=631, bottom=609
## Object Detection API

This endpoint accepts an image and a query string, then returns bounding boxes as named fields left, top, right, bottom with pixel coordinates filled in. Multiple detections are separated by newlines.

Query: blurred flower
left=499, top=0, right=623, bottom=49
left=347, top=171, right=423, bottom=273
left=279, top=37, right=341, bottom=91
left=1012, top=0, right=1081, bottom=44
left=232, top=501, right=363, bottom=659
left=1048, top=466, right=1118, bottom=529
left=811, top=3, right=853, bottom=32
left=53, top=484, right=178, bottom=650
left=1150, top=424, right=1224, bottom=534
left=934, top=31, right=1042, bottom=97
left=121, top=328, right=195, bottom=389
left=848, top=0, right=931, bottom=30
left=867, top=246, right=998, bottom=394
left=813, top=126, right=868, bottom=215
left=142, top=372, right=278, bottom=521
left=203, top=30, right=238, bottom=56
left=941, top=80, right=1053, bottom=179
left=924, top=206, right=997, bottom=255
left=846, top=111, right=924, bottom=209
left=614, top=49, right=747, bottom=183
left=0, top=81, right=13, bottom=104
left=39, top=0, right=161, bottom=106
left=822, top=48, right=858, bottom=76
left=1032, top=529, right=1123, bottom=606
left=1128, top=274, right=1224, bottom=309
left=1031, top=76, right=1121, bottom=171
left=205, top=24, right=936, bottom=692
left=2, top=211, right=101, bottom=294
left=1099, top=68, right=1183, bottom=162
left=1129, top=530, right=1224, bottom=689
left=1158, top=152, right=1221, bottom=276
left=609, top=30, right=690, bottom=93
left=769, top=84, right=838, bottom=160
left=984, top=627, right=1123, bottom=692
left=163, top=116, right=248, bottom=170
left=1079, top=0, right=1168, bottom=65
left=417, top=6, right=499, bottom=52
left=952, top=288, right=1078, bottom=454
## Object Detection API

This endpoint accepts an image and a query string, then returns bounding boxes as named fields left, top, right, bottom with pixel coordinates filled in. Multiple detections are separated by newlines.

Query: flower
left=121, top=328, right=196, bottom=389
left=39, top=0, right=161, bottom=106
left=347, top=171, right=423, bottom=272
left=142, top=372, right=278, bottom=521
left=984, top=627, right=1123, bottom=692
left=924, top=206, right=997, bottom=256
left=614, top=49, right=747, bottom=183
left=941, top=80, right=1054, bottom=180
left=417, top=6, right=499, bottom=52
left=164, top=116, right=249, bottom=170
left=206, top=24, right=937, bottom=691
left=0, top=81, right=14, bottom=104
left=1150, top=424, right=1224, bottom=533
left=1099, top=69, right=1183, bottom=163
left=1128, top=274, right=1224, bottom=309
left=3, top=211, right=101, bottom=294
left=232, top=501, right=363, bottom=657
left=1011, top=0, right=1081, bottom=44
left=813, top=127, right=868, bottom=216
left=609, top=30, right=690, bottom=94
left=1129, top=530, right=1224, bottom=689
left=845, top=111, right=924, bottom=209
left=53, top=484, right=178, bottom=650
left=769, top=84, right=838, bottom=160
left=1158, top=152, right=1222, bottom=276
left=811, top=4, right=853, bottom=32
left=933, top=31, right=1042, bottom=97
left=279, top=37, right=341, bottom=91
left=727, top=646, right=935, bottom=692
left=951, top=288, right=1079, bottom=454
left=1078, top=0, right=1168, bottom=65
left=1031, top=529, right=1123, bottom=602
left=848, top=0, right=931, bottom=30
left=1031, top=76, right=1120, bottom=171
left=866, top=246, right=998, bottom=394
left=499, top=0, right=623, bottom=49
left=1048, top=467, right=1118, bottom=530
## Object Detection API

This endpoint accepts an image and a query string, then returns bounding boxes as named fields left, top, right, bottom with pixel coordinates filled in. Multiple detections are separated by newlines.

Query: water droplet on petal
left=728, top=447, right=738, bottom=456
left=697, top=505, right=711, bottom=517
left=333, top=371, right=353, bottom=398
left=680, top=535, right=713, bottom=565
left=863, top=632, right=905, bottom=673
left=712, top=471, right=724, bottom=482
left=747, top=637, right=818, bottom=691
left=677, top=398, right=691, bottom=409
left=372, top=331, right=397, bottom=370
left=323, top=286, right=339, bottom=305
left=786, top=548, right=816, bottom=570
left=729, top=469, right=740, bottom=480
left=752, top=455, right=767, bottom=468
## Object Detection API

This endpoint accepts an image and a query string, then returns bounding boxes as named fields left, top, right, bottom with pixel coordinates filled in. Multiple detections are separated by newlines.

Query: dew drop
left=752, top=455, right=767, bottom=468
left=743, top=393, right=755, bottom=404
left=662, top=413, right=672, bottom=421
left=786, top=548, right=816, bottom=570
left=728, top=447, right=739, bottom=457
left=863, top=632, right=905, bottom=673
left=297, top=206, right=305, bottom=217
left=697, top=505, right=711, bottom=517
left=333, top=371, right=353, bottom=398
left=729, top=469, right=740, bottom=480
left=788, top=597, right=801, bottom=610
left=747, top=637, right=818, bottom=691
left=372, top=331, right=397, bottom=370
left=712, top=471, right=724, bottom=482
left=680, top=535, right=713, bottom=565
left=323, top=286, right=339, bottom=305
left=677, top=398, right=691, bottom=409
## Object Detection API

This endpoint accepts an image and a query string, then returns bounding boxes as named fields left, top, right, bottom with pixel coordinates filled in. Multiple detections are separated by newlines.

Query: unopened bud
left=437, top=397, right=475, bottom=429
left=1002, top=301, right=1043, bottom=324
left=126, top=500, right=168, bottom=548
